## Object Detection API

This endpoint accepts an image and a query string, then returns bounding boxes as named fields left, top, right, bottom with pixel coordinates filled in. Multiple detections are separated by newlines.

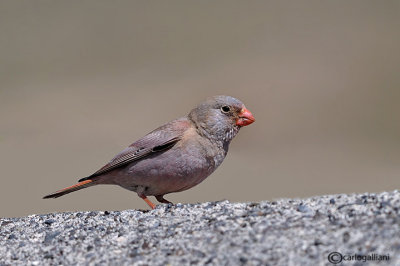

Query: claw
left=156, top=195, right=172, bottom=204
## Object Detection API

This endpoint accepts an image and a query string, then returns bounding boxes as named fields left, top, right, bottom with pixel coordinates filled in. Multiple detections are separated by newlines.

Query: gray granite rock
left=1, top=191, right=399, bottom=265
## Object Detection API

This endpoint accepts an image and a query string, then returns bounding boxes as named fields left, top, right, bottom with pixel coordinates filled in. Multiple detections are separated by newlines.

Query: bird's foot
left=155, top=195, right=173, bottom=204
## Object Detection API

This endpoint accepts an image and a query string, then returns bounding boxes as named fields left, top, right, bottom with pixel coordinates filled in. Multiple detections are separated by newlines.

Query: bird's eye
left=221, top=105, right=231, bottom=113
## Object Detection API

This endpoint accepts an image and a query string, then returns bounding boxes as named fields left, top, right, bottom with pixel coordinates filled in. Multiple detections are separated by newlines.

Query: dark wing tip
left=78, top=176, right=90, bottom=182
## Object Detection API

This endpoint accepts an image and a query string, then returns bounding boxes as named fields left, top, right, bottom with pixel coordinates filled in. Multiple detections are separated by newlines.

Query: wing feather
left=79, top=118, right=190, bottom=181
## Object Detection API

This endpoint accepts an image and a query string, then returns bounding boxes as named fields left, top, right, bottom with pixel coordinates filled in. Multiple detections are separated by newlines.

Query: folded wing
left=79, top=118, right=191, bottom=181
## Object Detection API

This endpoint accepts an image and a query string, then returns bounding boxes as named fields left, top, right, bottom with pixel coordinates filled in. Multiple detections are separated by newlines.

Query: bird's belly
left=111, top=145, right=223, bottom=196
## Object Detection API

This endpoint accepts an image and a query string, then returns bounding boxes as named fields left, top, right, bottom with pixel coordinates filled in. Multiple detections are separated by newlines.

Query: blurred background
left=1, top=1, right=399, bottom=217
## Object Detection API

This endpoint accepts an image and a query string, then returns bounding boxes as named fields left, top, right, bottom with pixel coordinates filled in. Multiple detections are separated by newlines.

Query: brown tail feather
left=43, top=180, right=94, bottom=199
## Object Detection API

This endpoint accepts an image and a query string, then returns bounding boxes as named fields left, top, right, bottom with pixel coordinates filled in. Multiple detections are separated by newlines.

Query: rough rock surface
left=1, top=191, right=399, bottom=265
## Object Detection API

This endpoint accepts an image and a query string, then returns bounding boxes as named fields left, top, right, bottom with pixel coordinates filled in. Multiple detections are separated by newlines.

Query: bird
left=43, top=95, right=255, bottom=209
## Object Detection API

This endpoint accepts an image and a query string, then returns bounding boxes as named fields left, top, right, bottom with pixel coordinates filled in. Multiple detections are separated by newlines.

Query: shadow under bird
left=43, top=95, right=255, bottom=209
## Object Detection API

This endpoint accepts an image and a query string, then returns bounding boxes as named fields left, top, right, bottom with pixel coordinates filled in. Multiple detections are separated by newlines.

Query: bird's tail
left=43, top=179, right=94, bottom=199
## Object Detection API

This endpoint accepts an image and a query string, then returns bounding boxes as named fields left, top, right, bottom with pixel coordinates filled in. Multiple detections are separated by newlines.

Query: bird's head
left=188, top=95, right=255, bottom=144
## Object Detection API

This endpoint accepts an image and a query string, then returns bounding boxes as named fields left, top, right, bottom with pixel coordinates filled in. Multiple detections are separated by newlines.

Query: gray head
left=188, top=95, right=255, bottom=145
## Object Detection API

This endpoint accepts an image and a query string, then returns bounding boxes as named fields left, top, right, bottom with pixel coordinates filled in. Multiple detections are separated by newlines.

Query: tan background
left=1, top=1, right=399, bottom=218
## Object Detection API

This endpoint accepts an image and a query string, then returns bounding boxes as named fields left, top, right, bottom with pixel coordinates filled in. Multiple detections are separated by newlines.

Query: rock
left=0, top=190, right=399, bottom=265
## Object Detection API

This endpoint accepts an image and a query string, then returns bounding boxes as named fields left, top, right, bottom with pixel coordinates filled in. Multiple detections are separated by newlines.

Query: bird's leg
left=155, top=195, right=173, bottom=204
left=139, top=195, right=156, bottom=209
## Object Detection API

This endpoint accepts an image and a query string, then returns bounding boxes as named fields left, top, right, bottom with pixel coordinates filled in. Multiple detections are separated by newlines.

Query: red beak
left=236, top=107, right=255, bottom=126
